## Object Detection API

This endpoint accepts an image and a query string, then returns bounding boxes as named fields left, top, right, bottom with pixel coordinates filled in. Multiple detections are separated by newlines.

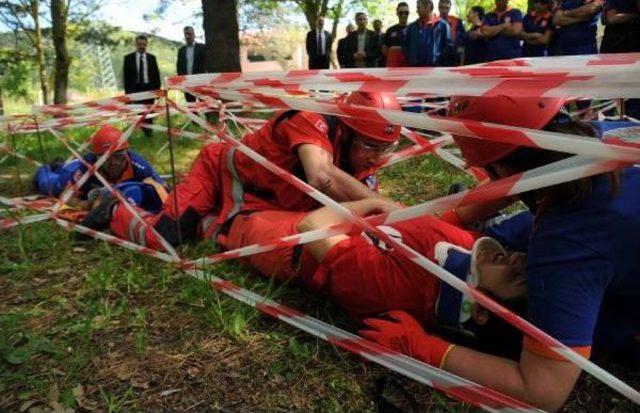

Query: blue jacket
left=34, top=150, right=164, bottom=197
left=402, top=18, right=455, bottom=67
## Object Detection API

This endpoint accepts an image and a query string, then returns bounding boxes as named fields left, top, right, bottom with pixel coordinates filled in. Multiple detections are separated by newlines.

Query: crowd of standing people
left=309, top=0, right=640, bottom=116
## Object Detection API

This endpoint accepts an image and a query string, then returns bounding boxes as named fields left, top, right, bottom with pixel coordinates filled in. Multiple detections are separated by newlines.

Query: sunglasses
left=398, top=11, right=410, bottom=15
left=353, top=136, right=399, bottom=154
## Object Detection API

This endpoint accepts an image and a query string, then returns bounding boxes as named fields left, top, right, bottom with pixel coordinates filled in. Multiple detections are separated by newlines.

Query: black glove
left=447, top=183, right=468, bottom=195
left=80, top=191, right=120, bottom=231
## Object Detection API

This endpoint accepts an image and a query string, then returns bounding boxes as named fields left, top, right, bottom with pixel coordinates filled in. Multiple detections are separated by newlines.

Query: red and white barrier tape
left=176, top=85, right=640, bottom=163
left=172, top=99, right=640, bottom=403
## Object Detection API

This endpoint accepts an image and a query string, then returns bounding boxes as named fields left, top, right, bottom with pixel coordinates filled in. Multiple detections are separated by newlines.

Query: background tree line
left=0, top=0, right=527, bottom=112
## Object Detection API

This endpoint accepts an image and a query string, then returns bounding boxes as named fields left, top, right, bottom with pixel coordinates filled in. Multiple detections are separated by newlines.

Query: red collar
left=418, top=16, right=441, bottom=28
left=117, top=158, right=134, bottom=182
left=442, top=14, right=458, bottom=23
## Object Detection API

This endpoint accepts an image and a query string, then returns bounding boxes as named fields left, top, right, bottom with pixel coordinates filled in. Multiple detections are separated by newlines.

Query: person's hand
left=360, top=310, right=455, bottom=367
left=591, top=0, right=604, bottom=11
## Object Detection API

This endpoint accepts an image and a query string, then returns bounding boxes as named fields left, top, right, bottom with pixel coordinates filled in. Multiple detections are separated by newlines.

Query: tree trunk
left=202, top=0, right=241, bottom=73
left=51, top=0, right=70, bottom=104
left=329, top=0, right=344, bottom=42
left=30, top=0, right=49, bottom=105
left=0, top=87, right=4, bottom=116
left=297, top=0, right=330, bottom=30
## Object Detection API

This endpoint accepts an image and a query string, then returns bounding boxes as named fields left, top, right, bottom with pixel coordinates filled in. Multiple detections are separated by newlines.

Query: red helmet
left=89, top=125, right=128, bottom=155
left=339, top=92, right=401, bottom=144
left=448, top=95, right=566, bottom=166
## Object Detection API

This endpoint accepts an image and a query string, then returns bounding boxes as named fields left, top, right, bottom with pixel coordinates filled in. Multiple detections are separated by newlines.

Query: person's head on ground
left=355, top=12, right=369, bottom=32
left=397, top=2, right=411, bottom=25
left=135, top=34, right=148, bottom=54
left=473, top=237, right=527, bottom=304
left=494, top=0, right=510, bottom=12
left=89, top=125, right=130, bottom=182
left=467, top=5, right=485, bottom=24
left=468, top=238, right=528, bottom=358
left=438, top=0, right=452, bottom=18
left=373, top=19, right=383, bottom=33
left=183, top=26, right=195, bottom=46
left=339, top=92, right=401, bottom=172
left=416, top=0, right=435, bottom=21
left=316, top=15, right=325, bottom=31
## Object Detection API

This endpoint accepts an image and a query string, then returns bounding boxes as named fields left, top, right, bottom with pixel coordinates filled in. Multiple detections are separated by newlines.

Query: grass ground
left=0, top=119, right=638, bottom=412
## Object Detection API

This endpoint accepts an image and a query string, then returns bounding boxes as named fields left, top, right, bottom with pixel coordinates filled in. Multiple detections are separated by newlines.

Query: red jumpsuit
left=217, top=210, right=477, bottom=326
left=110, top=110, right=373, bottom=250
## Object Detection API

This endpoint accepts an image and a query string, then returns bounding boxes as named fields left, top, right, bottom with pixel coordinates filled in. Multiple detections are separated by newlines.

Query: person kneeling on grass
left=214, top=198, right=534, bottom=358
left=33, top=125, right=166, bottom=209
left=361, top=95, right=640, bottom=412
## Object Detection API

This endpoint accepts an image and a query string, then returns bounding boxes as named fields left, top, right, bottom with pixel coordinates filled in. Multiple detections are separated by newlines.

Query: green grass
left=1, top=120, right=638, bottom=412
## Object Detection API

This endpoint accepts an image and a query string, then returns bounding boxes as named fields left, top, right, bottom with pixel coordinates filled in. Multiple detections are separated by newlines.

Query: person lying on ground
left=214, top=198, right=533, bottom=358
left=33, top=125, right=165, bottom=209
left=82, top=92, right=403, bottom=250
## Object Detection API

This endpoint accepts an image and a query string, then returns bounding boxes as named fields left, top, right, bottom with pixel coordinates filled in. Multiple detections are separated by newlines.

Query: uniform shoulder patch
left=295, top=111, right=329, bottom=135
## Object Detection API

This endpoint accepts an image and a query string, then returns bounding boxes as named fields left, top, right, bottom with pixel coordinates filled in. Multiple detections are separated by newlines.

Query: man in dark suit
left=306, top=16, right=332, bottom=69
left=337, top=23, right=355, bottom=68
left=176, top=26, right=207, bottom=102
left=123, top=35, right=161, bottom=137
left=343, top=12, right=382, bottom=68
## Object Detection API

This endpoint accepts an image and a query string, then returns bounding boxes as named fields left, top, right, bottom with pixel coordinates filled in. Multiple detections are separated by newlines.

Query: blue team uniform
left=601, top=0, right=640, bottom=53
left=462, top=25, right=488, bottom=65
left=553, top=0, right=600, bottom=56
left=483, top=8, right=524, bottom=61
left=110, top=181, right=164, bottom=213
left=522, top=11, right=554, bottom=57
left=523, top=122, right=640, bottom=362
left=403, top=17, right=455, bottom=67
left=34, top=150, right=164, bottom=198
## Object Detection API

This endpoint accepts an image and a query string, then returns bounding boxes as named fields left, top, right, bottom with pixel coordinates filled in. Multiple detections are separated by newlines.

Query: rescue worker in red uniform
left=85, top=92, right=402, bottom=250
left=216, top=198, right=532, bottom=360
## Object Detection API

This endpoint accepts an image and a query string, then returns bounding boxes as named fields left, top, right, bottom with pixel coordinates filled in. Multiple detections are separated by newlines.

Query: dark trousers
left=133, top=83, right=156, bottom=136
left=309, top=56, right=330, bottom=69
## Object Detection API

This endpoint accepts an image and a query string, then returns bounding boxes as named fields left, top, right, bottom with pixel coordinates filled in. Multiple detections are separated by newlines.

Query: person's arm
left=481, top=22, right=507, bottom=38
left=501, top=21, right=523, bottom=36
left=305, top=31, right=313, bottom=56
left=123, top=55, right=132, bottom=94
left=443, top=346, right=580, bottom=412
left=523, top=29, right=553, bottom=45
left=563, top=0, right=604, bottom=19
left=603, top=7, right=639, bottom=24
left=553, top=8, right=587, bottom=25
left=150, top=55, right=161, bottom=89
left=176, top=47, right=183, bottom=75
left=297, top=197, right=401, bottom=262
left=440, top=195, right=516, bottom=228
left=367, top=33, right=383, bottom=65
left=298, top=144, right=386, bottom=202
left=455, top=20, right=467, bottom=47
left=468, top=27, right=484, bottom=40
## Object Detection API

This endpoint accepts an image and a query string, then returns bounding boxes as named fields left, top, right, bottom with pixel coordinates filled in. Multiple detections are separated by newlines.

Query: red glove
left=360, top=310, right=455, bottom=368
